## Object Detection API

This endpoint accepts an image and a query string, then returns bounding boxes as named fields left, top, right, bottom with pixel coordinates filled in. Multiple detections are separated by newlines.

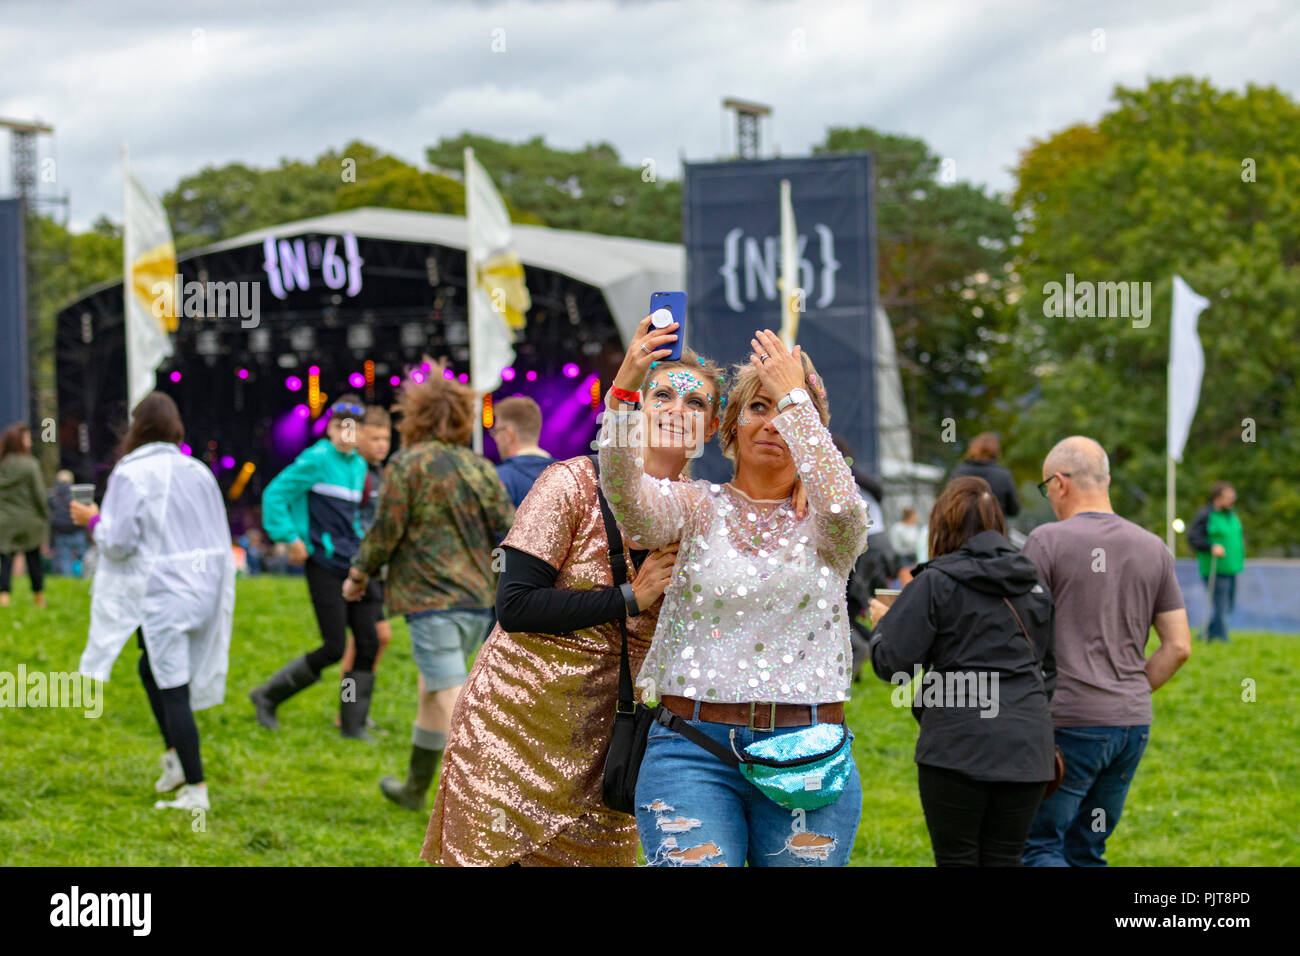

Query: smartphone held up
left=649, top=291, right=686, bottom=362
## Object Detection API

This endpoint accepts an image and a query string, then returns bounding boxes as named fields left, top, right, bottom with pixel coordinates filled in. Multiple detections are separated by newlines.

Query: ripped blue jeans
left=634, top=706, right=862, bottom=867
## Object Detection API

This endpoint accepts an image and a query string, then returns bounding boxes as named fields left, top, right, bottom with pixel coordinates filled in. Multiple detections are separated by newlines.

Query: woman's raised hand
left=748, top=328, right=805, bottom=403
left=611, top=314, right=679, bottom=398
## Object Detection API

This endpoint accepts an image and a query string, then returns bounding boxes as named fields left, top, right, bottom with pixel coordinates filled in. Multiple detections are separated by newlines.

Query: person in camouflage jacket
left=344, top=372, right=514, bottom=809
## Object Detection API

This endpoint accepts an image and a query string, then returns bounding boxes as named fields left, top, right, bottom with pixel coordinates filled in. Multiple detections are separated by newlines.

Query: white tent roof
left=70, top=206, right=927, bottom=484
left=214, top=212, right=930, bottom=485
left=202, top=207, right=685, bottom=345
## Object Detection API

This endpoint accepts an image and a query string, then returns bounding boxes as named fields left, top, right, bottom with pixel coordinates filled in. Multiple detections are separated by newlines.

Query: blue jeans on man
left=51, top=530, right=87, bottom=576
left=1202, top=573, right=1235, bottom=642
left=1022, top=725, right=1149, bottom=867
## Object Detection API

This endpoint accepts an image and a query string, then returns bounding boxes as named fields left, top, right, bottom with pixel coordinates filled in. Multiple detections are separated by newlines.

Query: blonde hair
left=493, top=396, right=542, bottom=443
left=719, top=349, right=829, bottom=462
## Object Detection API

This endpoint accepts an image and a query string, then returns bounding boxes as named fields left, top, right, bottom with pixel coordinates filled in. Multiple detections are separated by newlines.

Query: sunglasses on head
left=331, top=402, right=364, bottom=417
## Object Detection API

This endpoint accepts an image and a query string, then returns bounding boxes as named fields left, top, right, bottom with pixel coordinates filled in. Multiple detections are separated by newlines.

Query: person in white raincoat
left=73, top=393, right=234, bottom=813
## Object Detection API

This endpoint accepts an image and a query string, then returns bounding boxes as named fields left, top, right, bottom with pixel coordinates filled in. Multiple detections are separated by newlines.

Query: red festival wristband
left=609, top=386, right=641, bottom=406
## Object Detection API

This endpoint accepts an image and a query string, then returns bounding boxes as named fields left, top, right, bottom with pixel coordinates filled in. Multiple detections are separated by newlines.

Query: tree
left=999, top=77, right=1300, bottom=552
left=425, top=133, right=682, bottom=242
left=813, top=127, right=1017, bottom=468
left=159, top=140, right=545, bottom=250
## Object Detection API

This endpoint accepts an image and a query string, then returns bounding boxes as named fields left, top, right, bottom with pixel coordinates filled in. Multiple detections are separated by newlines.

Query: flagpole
left=1166, top=455, right=1175, bottom=555
left=122, top=142, right=134, bottom=414
left=465, top=146, right=483, bottom=455
left=778, top=178, right=798, bottom=349
left=1166, top=295, right=1175, bottom=555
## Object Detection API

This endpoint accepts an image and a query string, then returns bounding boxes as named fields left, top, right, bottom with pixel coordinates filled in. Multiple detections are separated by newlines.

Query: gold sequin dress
left=422, top=456, right=660, bottom=866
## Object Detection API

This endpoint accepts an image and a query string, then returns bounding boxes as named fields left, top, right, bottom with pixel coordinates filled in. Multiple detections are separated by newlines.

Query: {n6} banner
left=682, top=153, right=878, bottom=482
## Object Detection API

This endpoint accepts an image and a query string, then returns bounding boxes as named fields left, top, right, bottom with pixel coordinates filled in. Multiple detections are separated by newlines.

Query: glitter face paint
left=668, top=371, right=704, bottom=395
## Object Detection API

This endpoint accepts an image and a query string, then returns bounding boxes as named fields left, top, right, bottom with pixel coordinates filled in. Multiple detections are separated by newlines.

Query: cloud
left=1, top=0, right=1297, bottom=231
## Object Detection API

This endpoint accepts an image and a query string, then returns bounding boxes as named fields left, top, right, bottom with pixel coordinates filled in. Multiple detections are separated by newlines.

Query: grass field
left=1, top=576, right=1296, bottom=866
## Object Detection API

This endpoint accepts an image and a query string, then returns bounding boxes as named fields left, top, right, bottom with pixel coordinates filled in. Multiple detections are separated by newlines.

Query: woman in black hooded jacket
left=869, top=476, right=1055, bottom=866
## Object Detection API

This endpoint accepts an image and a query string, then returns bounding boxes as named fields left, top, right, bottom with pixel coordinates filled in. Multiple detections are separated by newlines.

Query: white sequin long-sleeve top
left=597, top=401, right=870, bottom=704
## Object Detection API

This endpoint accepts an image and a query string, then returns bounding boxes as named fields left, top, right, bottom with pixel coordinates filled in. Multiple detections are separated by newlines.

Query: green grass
left=1, top=576, right=1296, bottom=865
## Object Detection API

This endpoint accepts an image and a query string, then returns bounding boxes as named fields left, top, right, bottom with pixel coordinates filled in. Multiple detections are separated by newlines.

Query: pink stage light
left=220, top=455, right=236, bottom=470
left=501, top=367, right=516, bottom=382
left=237, top=368, right=249, bottom=380
left=169, top=371, right=182, bottom=383
left=421, top=362, right=431, bottom=373
left=294, top=404, right=310, bottom=418
left=389, top=375, right=401, bottom=386
left=286, top=376, right=303, bottom=392
left=525, top=370, right=538, bottom=382
left=349, top=372, right=365, bottom=389
left=412, top=373, right=426, bottom=384
left=443, top=369, right=454, bottom=381
left=179, top=443, right=192, bottom=456
left=457, top=373, right=469, bottom=384
left=308, top=365, right=320, bottom=376
left=562, top=363, right=580, bottom=379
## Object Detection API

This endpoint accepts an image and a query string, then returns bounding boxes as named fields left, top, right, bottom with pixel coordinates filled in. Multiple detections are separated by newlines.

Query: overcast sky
left=4, top=0, right=1298, bottom=232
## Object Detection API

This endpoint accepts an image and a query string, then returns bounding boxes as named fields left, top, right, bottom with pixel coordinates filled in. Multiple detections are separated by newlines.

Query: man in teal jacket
left=1187, top=481, right=1245, bottom=643
left=249, top=396, right=381, bottom=736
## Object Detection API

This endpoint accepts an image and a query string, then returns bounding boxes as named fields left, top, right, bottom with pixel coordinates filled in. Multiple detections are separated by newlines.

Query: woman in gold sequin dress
left=422, top=325, right=724, bottom=867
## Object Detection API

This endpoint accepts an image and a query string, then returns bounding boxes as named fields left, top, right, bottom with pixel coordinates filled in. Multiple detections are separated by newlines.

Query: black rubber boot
left=249, top=656, right=319, bottom=730
left=339, top=670, right=375, bottom=740
left=379, top=744, right=441, bottom=810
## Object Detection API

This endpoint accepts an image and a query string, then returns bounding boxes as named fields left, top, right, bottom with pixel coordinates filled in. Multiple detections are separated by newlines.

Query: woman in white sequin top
left=599, top=325, right=870, bottom=866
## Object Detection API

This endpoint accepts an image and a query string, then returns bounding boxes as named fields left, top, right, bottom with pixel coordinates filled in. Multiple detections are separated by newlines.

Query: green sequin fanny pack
left=654, top=709, right=853, bottom=811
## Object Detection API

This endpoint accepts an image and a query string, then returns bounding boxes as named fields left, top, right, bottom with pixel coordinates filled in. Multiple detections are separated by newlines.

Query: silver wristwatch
left=776, top=387, right=810, bottom=414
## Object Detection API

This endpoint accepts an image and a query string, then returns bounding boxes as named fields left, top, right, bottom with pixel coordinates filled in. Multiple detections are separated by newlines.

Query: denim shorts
left=634, top=706, right=862, bottom=867
left=406, top=609, right=493, bottom=692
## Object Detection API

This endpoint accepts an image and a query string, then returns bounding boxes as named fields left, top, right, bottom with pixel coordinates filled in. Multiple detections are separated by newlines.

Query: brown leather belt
left=660, top=694, right=844, bottom=730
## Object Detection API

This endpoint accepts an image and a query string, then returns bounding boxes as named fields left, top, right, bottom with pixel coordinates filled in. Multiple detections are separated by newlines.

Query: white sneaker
left=154, top=783, right=210, bottom=811
left=154, top=751, right=184, bottom=793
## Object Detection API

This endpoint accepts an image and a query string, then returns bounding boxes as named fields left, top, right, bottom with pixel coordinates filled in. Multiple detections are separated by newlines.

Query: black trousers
left=0, top=548, right=44, bottom=594
left=303, top=560, right=380, bottom=675
left=917, top=763, right=1047, bottom=867
left=137, top=632, right=204, bottom=785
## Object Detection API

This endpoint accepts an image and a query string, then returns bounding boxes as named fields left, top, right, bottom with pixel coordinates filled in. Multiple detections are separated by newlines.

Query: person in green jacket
left=248, top=396, right=381, bottom=737
left=0, top=422, right=49, bottom=608
left=1187, top=481, right=1245, bottom=643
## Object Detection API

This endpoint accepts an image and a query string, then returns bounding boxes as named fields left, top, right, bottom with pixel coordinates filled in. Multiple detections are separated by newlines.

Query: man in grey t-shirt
left=1021, top=436, right=1191, bottom=866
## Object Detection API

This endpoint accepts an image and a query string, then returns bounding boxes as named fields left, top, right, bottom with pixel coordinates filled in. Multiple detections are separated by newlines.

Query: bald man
left=1020, top=436, right=1191, bottom=867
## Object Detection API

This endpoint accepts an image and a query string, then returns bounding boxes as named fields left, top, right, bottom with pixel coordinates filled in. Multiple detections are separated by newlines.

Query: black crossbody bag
left=590, top=455, right=662, bottom=815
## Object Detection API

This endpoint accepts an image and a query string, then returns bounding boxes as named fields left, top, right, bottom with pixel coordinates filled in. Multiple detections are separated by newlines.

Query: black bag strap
left=654, top=708, right=741, bottom=768
left=588, top=455, right=628, bottom=587
left=1003, top=595, right=1041, bottom=667
left=589, top=454, right=636, bottom=711
left=654, top=708, right=848, bottom=770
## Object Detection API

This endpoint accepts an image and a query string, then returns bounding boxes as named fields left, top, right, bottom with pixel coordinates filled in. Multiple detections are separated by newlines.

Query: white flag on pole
left=465, top=148, right=530, bottom=395
left=1167, top=274, right=1210, bottom=463
left=123, top=158, right=177, bottom=411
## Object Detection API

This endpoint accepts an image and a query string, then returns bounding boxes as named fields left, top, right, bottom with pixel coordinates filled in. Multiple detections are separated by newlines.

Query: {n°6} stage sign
left=262, top=232, right=364, bottom=300
left=683, top=153, right=879, bottom=481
